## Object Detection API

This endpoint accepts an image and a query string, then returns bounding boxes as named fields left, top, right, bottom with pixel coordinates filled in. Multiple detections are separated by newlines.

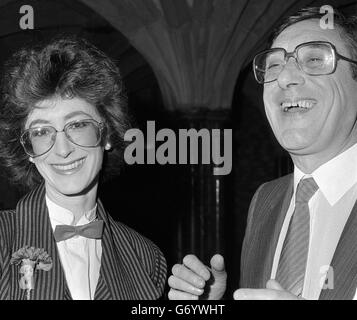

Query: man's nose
left=53, top=132, right=75, bottom=158
left=277, top=58, right=305, bottom=89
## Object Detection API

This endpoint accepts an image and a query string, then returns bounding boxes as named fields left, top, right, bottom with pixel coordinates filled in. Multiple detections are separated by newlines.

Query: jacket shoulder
left=260, top=174, right=293, bottom=193
left=251, top=174, right=293, bottom=211
left=240, top=174, right=292, bottom=279
left=109, top=219, right=167, bottom=295
left=111, top=220, right=163, bottom=254
left=0, top=209, right=15, bottom=218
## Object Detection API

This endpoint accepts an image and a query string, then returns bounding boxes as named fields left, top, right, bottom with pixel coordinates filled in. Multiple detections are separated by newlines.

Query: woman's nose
left=52, top=132, right=75, bottom=158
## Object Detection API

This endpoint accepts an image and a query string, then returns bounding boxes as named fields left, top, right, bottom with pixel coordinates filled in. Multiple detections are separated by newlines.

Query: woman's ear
left=104, top=142, right=112, bottom=151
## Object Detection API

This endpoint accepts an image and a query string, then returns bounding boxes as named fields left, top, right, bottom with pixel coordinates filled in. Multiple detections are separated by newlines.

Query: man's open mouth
left=281, top=99, right=317, bottom=112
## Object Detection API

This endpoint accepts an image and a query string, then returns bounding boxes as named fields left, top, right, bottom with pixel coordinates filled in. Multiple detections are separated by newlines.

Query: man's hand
left=168, top=254, right=227, bottom=300
left=233, top=279, right=303, bottom=300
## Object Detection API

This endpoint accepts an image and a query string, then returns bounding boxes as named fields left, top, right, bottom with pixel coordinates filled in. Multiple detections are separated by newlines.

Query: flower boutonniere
left=10, top=246, right=53, bottom=300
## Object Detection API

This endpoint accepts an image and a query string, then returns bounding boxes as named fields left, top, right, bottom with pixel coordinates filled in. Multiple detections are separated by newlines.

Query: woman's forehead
left=25, top=96, right=100, bottom=127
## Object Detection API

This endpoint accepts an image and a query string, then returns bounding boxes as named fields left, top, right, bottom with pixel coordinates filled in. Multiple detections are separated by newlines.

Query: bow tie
left=53, top=220, right=104, bottom=242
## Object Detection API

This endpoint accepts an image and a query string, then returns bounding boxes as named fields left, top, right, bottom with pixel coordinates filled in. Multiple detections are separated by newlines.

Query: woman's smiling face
left=25, top=96, right=106, bottom=198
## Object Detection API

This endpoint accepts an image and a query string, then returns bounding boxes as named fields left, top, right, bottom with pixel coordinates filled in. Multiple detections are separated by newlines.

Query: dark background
left=0, top=0, right=355, bottom=297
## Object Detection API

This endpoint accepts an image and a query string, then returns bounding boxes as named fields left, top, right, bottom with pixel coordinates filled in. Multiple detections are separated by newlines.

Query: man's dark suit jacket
left=240, top=174, right=357, bottom=300
left=0, top=183, right=167, bottom=300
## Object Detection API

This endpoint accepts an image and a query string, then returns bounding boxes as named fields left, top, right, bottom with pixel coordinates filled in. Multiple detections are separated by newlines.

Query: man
left=168, top=7, right=357, bottom=300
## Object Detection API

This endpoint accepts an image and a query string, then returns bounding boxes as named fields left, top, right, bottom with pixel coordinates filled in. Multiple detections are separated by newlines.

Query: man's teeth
left=282, top=100, right=315, bottom=112
left=53, top=158, right=85, bottom=171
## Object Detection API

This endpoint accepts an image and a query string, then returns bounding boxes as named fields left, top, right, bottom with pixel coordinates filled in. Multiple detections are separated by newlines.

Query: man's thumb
left=210, top=254, right=227, bottom=280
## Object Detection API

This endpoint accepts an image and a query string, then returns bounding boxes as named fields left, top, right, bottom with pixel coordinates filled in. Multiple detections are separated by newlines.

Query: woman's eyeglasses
left=20, top=119, right=106, bottom=157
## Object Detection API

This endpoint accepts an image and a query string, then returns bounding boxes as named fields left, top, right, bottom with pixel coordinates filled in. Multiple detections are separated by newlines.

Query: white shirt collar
left=46, top=195, right=97, bottom=228
left=294, top=143, right=357, bottom=206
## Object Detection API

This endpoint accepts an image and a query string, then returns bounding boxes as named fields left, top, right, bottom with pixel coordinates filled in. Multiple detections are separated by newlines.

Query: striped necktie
left=276, top=177, right=319, bottom=296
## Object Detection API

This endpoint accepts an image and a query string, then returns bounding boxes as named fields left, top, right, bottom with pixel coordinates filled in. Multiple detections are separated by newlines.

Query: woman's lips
left=51, top=158, right=86, bottom=175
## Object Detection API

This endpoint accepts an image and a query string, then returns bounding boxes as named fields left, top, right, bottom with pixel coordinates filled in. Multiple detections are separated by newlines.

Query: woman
left=0, top=36, right=167, bottom=300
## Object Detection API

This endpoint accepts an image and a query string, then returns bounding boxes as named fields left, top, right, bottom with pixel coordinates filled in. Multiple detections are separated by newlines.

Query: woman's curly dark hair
left=0, top=35, right=130, bottom=189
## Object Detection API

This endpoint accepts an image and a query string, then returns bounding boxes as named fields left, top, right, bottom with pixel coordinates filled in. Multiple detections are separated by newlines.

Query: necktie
left=53, top=220, right=104, bottom=242
left=276, top=177, right=319, bottom=296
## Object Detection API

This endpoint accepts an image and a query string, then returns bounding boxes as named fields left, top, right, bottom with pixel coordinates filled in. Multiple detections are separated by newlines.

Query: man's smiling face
left=263, top=19, right=357, bottom=169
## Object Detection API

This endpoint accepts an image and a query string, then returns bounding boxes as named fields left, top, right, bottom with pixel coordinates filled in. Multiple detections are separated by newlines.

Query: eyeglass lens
left=255, top=43, right=334, bottom=83
left=22, top=120, right=102, bottom=156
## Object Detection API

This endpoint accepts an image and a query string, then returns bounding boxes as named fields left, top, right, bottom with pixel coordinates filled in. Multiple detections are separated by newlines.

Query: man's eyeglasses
left=253, top=41, right=357, bottom=84
left=20, top=119, right=106, bottom=157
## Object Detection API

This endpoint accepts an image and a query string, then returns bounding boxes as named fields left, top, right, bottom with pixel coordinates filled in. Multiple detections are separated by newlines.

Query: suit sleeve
left=151, top=244, right=167, bottom=296
left=0, top=210, right=13, bottom=282
left=0, top=231, right=4, bottom=278
left=0, top=212, right=9, bottom=277
left=239, top=183, right=266, bottom=287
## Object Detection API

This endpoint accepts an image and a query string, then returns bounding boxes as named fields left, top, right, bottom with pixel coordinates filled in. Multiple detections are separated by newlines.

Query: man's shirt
left=271, top=143, right=357, bottom=299
left=46, top=196, right=102, bottom=300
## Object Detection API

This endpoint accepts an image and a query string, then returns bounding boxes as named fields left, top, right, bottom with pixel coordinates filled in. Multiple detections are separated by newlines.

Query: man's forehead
left=272, top=19, right=344, bottom=50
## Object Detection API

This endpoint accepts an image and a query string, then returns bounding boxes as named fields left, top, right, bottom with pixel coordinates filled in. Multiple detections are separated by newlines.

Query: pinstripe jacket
left=0, top=183, right=167, bottom=300
left=240, top=174, right=357, bottom=300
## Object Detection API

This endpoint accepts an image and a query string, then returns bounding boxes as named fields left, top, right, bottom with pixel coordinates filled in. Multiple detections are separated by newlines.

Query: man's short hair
left=269, top=6, right=357, bottom=80
left=0, top=36, right=130, bottom=188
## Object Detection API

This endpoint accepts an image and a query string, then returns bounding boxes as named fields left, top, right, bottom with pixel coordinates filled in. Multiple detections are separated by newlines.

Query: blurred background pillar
left=173, top=108, right=231, bottom=264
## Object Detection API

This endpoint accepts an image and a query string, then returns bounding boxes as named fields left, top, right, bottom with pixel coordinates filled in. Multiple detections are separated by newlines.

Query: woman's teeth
left=52, top=158, right=85, bottom=171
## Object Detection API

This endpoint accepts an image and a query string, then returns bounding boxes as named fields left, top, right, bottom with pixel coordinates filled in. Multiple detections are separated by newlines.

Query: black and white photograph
left=0, top=0, right=356, bottom=313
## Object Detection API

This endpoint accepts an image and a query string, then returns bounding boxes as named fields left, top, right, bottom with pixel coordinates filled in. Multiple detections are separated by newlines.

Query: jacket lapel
left=11, top=183, right=70, bottom=300
left=245, top=175, right=293, bottom=288
left=262, top=176, right=293, bottom=287
left=94, top=200, right=133, bottom=300
left=319, top=202, right=357, bottom=300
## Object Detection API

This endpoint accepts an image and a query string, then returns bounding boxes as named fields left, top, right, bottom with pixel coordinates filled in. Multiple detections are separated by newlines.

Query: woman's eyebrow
left=28, top=111, right=94, bottom=128
left=28, top=119, right=50, bottom=128
left=64, top=111, right=93, bottom=121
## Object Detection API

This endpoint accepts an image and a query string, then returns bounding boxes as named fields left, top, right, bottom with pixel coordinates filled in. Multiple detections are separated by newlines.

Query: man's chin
left=279, top=132, right=314, bottom=153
